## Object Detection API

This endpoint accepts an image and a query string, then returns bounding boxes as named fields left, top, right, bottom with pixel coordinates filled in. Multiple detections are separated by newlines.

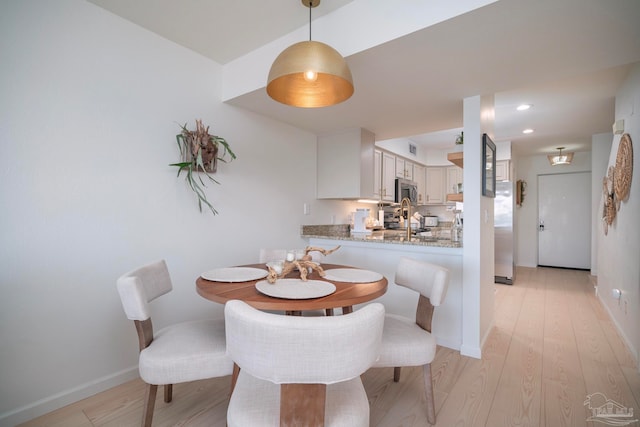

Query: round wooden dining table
left=196, top=263, right=388, bottom=314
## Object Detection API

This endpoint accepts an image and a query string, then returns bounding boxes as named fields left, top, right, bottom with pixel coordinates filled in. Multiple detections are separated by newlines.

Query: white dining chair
left=116, top=259, right=234, bottom=427
left=224, top=299, right=385, bottom=427
left=371, top=257, right=449, bottom=425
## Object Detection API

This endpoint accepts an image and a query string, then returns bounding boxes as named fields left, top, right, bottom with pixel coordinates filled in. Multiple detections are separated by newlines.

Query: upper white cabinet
left=496, top=160, right=510, bottom=182
left=425, top=167, right=445, bottom=204
left=374, top=150, right=396, bottom=202
left=317, top=128, right=375, bottom=199
left=374, top=149, right=382, bottom=200
left=395, top=157, right=413, bottom=180
left=381, top=152, right=396, bottom=202
left=414, top=164, right=426, bottom=204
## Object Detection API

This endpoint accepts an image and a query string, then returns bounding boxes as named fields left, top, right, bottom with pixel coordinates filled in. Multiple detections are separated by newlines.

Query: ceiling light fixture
left=523, top=128, right=534, bottom=134
left=516, top=104, right=531, bottom=111
left=548, top=147, right=574, bottom=166
left=266, top=0, right=354, bottom=108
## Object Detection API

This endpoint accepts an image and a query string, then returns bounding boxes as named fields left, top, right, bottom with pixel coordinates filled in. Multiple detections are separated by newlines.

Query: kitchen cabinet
left=382, top=152, right=396, bottom=201
left=317, top=128, right=375, bottom=199
left=425, top=167, right=445, bottom=204
left=374, top=150, right=382, bottom=200
left=374, top=149, right=396, bottom=202
left=414, top=164, right=426, bottom=204
left=395, top=157, right=413, bottom=180
left=496, top=160, right=510, bottom=182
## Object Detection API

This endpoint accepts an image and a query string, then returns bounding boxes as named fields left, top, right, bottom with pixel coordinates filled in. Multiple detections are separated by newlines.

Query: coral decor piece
left=614, top=133, right=633, bottom=210
left=602, top=133, right=633, bottom=235
left=170, top=119, right=236, bottom=215
left=266, top=245, right=341, bottom=284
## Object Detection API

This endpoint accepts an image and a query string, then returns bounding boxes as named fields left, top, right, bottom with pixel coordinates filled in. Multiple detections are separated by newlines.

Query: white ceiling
left=87, top=0, right=640, bottom=157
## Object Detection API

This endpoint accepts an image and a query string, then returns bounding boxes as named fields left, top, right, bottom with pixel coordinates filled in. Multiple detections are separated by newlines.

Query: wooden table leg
left=342, top=306, right=353, bottom=314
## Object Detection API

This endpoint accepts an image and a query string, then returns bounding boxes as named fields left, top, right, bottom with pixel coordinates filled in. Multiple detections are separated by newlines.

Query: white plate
left=201, top=267, right=268, bottom=282
left=322, top=268, right=383, bottom=283
left=255, top=279, right=336, bottom=299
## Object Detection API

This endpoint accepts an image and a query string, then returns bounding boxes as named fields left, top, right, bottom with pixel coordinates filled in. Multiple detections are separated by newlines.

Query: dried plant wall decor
left=170, top=120, right=236, bottom=215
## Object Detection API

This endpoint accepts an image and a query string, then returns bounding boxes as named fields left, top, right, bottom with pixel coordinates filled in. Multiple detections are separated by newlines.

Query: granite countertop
left=301, top=224, right=462, bottom=248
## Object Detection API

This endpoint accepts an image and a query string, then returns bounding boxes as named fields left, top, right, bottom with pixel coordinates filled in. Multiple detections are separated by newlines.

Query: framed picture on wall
left=482, top=133, right=496, bottom=198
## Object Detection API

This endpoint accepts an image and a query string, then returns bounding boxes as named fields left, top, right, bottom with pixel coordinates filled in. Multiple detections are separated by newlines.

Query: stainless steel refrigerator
left=495, top=181, right=515, bottom=285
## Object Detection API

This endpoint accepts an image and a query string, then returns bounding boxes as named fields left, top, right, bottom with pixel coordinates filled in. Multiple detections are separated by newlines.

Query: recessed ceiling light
left=522, top=128, right=534, bottom=134
left=517, top=104, right=532, bottom=111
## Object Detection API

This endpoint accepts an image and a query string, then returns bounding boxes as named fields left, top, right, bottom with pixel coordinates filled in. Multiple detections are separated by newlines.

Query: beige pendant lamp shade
left=548, top=146, right=574, bottom=165
left=267, top=0, right=354, bottom=108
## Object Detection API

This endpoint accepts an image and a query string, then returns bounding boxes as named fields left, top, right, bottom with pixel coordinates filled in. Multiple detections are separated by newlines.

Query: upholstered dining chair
left=224, top=299, right=385, bottom=427
left=116, top=259, right=234, bottom=427
left=372, top=257, right=450, bottom=425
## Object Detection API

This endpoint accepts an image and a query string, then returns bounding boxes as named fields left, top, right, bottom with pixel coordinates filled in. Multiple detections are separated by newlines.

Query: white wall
left=596, top=64, right=640, bottom=365
left=591, top=132, right=613, bottom=276
left=460, top=94, right=495, bottom=358
left=514, top=151, right=592, bottom=268
left=375, top=137, right=429, bottom=165
left=0, top=1, right=338, bottom=424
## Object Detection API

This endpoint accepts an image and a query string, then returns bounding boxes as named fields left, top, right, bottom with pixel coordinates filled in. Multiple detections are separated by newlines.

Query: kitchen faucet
left=400, top=197, right=412, bottom=241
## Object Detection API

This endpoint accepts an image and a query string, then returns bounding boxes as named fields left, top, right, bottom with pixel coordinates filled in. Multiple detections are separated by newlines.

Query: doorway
left=538, top=172, right=591, bottom=269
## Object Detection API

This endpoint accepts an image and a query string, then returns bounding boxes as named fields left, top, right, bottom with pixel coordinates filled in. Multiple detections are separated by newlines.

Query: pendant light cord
left=308, top=1, right=312, bottom=41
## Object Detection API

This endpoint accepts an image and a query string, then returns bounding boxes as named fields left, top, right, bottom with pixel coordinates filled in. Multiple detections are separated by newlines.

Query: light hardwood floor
left=20, top=267, right=640, bottom=426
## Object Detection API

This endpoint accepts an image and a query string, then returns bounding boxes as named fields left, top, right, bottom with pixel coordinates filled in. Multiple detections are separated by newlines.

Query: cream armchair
left=116, top=259, right=234, bottom=426
left=372, top=257, right=450, bottom=425
left=224, top=299, right=385, bottom=427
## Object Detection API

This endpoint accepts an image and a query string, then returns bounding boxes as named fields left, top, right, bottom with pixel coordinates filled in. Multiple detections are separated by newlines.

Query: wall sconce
left=548, top=147, right=573, bottom=166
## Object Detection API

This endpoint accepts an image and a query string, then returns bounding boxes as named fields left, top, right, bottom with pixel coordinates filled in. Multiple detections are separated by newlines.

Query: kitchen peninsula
left=301, top=224, right=463, bottom=351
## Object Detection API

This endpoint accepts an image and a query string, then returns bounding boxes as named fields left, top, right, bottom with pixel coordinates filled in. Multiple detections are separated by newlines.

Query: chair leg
left=393, top=367, right=402, bottom=382
left=422, top=364, right=436, bottom=425
left=142, top=383, right=157, bottom=427
left=164, top=384, right=173, bottom=403
left=230, top=363, right=241, bottom=395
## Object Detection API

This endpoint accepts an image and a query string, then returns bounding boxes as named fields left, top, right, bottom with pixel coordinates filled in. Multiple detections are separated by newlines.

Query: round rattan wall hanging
left=614, top=133, right=633, bottom=210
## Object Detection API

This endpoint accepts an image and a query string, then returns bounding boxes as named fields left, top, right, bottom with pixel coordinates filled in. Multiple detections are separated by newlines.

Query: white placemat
left=201, top=267, right=268, bottom=282
left=255, top=279, right=336, bottom=299
left=322, top=268, right=383, bottom=283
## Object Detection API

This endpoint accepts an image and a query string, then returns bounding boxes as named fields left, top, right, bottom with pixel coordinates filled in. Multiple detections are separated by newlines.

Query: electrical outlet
left=303, top=203, right=310, bottom=215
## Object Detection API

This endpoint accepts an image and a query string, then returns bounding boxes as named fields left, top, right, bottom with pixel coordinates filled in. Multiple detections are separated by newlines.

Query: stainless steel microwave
left=395, top=178, right=418, bottom=204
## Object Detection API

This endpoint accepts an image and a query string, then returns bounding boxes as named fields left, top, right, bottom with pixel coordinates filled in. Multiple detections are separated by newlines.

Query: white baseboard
left=435, top=336, right=461, bottom=352
left=0, top=366, right=139, bottom=427
left=460, top=344, right=482, bottom=359
left=596, top=293, right=639, bottom=371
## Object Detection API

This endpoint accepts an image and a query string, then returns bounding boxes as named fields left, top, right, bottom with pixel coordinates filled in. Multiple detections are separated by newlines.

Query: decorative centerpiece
left=266, top=245, right=340, bottom=283
left=170, top=119, right=236, bottom=215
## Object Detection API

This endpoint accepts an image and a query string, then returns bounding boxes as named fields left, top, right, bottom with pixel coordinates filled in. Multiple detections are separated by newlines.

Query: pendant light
left=267, top=0, right=354, bottom=108
left=548, top=147, right=574, bottom=166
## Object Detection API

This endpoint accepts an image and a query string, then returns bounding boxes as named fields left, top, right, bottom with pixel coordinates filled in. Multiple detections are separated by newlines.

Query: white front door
left=538, top=172, right=591, bottom=269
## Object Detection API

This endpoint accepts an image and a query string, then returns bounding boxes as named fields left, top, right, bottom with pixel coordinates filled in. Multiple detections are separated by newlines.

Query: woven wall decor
left=614, top=133, right=633, bottom=210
